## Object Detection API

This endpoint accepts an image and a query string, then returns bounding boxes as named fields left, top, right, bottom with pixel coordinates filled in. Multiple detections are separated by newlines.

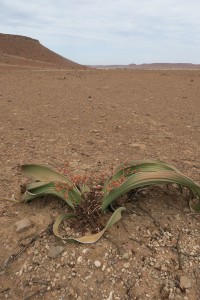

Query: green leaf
left=102, top=171, right=200, bottom=212
left=21, top=164, right=83, bottom=207
left=103, top=160, right=180, bottom=193
left=22, top=182, right=81, bottom=209
left=22, top=164, right=77, bottom=187
left=25, top=181, right=52, bottom=191
left=53, top=207, right=125, bottom=244
left=22, top=186, right=73, bottom=208
left=78, top=183, right=91, bottom=194
left=116, top=160, right=179, bottom=173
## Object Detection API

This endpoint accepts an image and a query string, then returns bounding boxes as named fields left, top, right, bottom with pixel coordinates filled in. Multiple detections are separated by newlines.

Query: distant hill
left=93, top=63, right=200, bottom=70
left=0, top=33, right=84, bottom=69
left=128, top=63, right=200, bottom=70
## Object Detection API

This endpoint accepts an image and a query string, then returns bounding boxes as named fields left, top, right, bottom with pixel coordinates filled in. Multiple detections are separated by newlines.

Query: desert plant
left=21, top=160, right=200, bottom=243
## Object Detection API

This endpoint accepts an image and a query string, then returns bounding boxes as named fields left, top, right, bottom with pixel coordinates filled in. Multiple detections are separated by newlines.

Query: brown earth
left=0, top=52, right=200, bottom=299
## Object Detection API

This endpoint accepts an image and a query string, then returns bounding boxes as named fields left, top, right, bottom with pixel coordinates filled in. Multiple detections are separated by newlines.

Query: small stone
left=123, top=262, right=130, bottom=269
left=129, top=143, right=146, bottom=150
left=48, top=246, right=64, bottom=258
left=151, top=229, right=160, bottom=236
left=106, top=291, right=114, bottom=300
left=94, top=260, right=101, bottom=268
left=82, top=248, right=89, bottom=254
left=163, top=286, right=169, bottom=293
left=77, top=256, right=83, bottom=263
left=168, top=292, right=175, bottom=300
left=96, top=139, right=106, bottom=144
left=106, top=268, right=111, bottom=273
left=161, top=264, right=168, bottom=271
left=47, top=138, right=56, bottom=143
left=180, top=275, right=192, bottom=289
left=15, top=218, right=32, bottom=232
left=175, top=214, right=181, bottom=221
left=102, top=264, right=106, bottom=271
left=97, top=273, right=104, bottom=283
left=92, top=129, right=100, bottom=133
left=122, top=252, right=130, bottom=260
left=175, top=296, right=182, bottom=300
left=160, top=286, right=170, bottom=298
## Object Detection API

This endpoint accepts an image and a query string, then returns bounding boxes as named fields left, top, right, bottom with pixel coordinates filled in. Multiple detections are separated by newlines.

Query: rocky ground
left=0, top=67, right=200, bottom=299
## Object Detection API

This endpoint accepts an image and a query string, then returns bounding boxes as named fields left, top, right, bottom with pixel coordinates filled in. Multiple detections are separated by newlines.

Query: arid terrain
left=0, top=34, right=200, bottom=300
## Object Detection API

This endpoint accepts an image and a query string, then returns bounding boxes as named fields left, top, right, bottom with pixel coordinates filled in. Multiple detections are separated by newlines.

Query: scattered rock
left=107, top=290, right=114, bottom=300
left=175, top=214, right=181, bottom=221
left=48, top=246, right=64, bottom=258
left=161, top=264, right=168, bottom=271
left=160, top=286, right=170, bottom=298
left=47, top=138, right=56, bottom=143
left=15, top=218, right=32, bottom=232
left=102, top=264, right=106, bottom=271
left=122, top=252, right=131, bottom=260
left=129, top=143, right=146, bottom=150
left=123, top=262, right=130, bottom=269
left=92, top=129, right=99, bottom=133
left=77, top=256, right=83, bottom=263
left=96, top=273, right=104, bottom=283
left=96, top=139, right=107, bottom=144
left=180, top=275, right=192, bottom=289
left=82, top=248, right=89, bottom=254
left=94, top=260, right=101, bottom=268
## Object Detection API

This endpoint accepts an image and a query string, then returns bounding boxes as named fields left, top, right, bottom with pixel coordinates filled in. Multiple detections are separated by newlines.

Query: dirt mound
left=0, top=33, right=84, bottom=69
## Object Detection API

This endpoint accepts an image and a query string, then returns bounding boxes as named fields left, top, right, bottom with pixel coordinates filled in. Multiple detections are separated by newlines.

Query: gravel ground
left=0, top=68, right=200, bottom=299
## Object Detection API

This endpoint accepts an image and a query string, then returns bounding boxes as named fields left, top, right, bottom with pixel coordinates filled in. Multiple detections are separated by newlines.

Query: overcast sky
left=1, top=0, right=200, bottom=65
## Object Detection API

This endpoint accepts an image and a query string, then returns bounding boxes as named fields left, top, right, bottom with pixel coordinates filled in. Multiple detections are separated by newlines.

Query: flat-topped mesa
left=0, top=33, right=85, bottom=69
left=0, top=33, right=39, bottom=44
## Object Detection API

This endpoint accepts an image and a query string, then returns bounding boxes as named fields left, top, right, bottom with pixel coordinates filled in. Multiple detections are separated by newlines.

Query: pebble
left=97, top=273, right=104, bottom=283
left=48, top=246, right=65, bottom=258
left=129, top=143, right=146, bottom=150
left=15, top=218, right=32, bottom=232
left=123, top=262, right=130, bottom=269
left=102, top=264, right=106, bottom=271
left=161, top=264, right=167, bottom=271
left=77, top=256, right=83, bottom=263
left=82, top=248, right=89, bottom=254
left=122, top=252, right=131, bottom=260
left=106, top=291, right=114, bottom=300
left=94, top=260, right=101, bottom=268
left=179, top=275, right=192, bottom=289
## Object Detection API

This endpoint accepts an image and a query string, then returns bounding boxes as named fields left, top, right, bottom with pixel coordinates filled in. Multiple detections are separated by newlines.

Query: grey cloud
left=1, top=0, right=200, bottom=64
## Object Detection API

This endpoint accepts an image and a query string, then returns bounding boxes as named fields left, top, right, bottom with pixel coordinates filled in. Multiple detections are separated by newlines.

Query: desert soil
left=0, top=67, right=200, bottom=300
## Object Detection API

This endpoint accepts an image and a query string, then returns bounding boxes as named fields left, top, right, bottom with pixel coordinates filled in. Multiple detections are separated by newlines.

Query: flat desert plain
left=0, top=67, right=200, bottom=300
